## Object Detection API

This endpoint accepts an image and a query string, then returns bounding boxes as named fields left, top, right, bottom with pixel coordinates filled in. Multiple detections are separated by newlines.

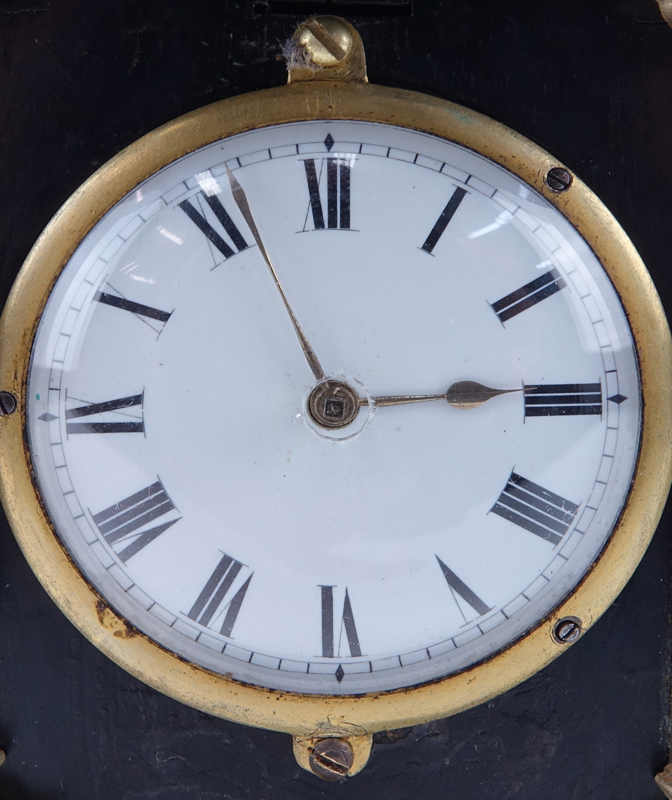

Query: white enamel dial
left=27, top=120, right=640, bottom=694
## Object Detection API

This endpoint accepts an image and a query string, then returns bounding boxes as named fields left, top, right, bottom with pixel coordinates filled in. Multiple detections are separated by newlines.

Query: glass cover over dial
left=27, top=120, right=640, bottom=694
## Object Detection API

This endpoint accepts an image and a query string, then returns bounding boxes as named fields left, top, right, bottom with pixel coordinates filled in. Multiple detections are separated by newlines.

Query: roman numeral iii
left=66, top=393, right=144, bottom=434
left=93, top=480, right=181, bottom=563
left=179, top=191, right=249, bottom=260
left=524, top=383, right=602, bottom=417
left=320, top=585, right=362, bottom=658
left=188, top=553, right=252, bottom=638
left=303, top=158, right=351, bottom=230
left=491, top=268, right=566, bottom=323
left=491, top=471, right=579, bottom=545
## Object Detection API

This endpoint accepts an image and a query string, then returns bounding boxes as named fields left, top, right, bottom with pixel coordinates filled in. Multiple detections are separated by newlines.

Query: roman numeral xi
left=179, top=191, right=249, bottom=261
left=491, top=471, right=579, bottom=546
left=93, top=480, right=181, bottom=563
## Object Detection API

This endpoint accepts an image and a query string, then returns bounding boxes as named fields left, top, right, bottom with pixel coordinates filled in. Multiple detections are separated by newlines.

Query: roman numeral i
left=93, top=479, right=181, bottom=563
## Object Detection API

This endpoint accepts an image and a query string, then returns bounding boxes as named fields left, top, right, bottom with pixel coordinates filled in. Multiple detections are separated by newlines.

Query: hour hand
left=364, top=381, right=522, bottom=409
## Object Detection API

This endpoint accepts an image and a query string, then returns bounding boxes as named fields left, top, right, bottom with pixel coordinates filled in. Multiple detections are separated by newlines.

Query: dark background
left=1, top=1, right=672, bottom=797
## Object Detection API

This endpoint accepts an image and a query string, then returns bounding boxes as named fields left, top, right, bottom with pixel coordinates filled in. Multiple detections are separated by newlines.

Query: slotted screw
left=546, top=167, right=573, bottom=193
left=0, top=392, right=17, bottom=417
left=308, top=738, right=354, bottom=781
left=553, top=617, right=582, bottom=644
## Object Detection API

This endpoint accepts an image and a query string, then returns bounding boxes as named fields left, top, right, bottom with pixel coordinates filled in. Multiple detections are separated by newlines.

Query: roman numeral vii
left=187, top=553, right=252, bottom=638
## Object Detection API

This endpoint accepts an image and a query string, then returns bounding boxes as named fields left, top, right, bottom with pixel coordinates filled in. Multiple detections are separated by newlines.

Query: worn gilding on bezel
left=0, top=71, right=670, bottom=752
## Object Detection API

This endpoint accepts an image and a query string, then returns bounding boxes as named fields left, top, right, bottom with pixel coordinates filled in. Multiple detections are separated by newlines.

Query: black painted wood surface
left=1, top=1, right=671, bottom=797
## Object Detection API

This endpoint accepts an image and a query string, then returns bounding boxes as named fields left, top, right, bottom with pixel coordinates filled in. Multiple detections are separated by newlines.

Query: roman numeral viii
left=491, top=471, right=579, bottom=545
left=524, top=382, right=602, bottom=417
left=66, top=393, right=144, bottom=434
left=179, top=191, right=249, bottom=261
left=491, top=268, right=566, bottom=323
left=93, top=480, right=181, bottom=563
left=187, top=553, right=252, bottom=638
left=320, top=585, right=362, bottom=658
left=303, top=158, right=351, bottom=231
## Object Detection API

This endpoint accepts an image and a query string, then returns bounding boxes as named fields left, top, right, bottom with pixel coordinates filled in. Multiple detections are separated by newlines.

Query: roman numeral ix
left=93, top=480, right=181, bottom=563
left=491, top=471, right=579, bottom=545
left=66, top=393, right=144, bottom=434
left=187, top=553, right=252, bottom=638
left=524, top=382, right=602, bottom=417
left=491, top=268, right=566, bottom=323
left=320, top=585, right=362, bottom=659
left=179, top=191, right=249, bottom=261
left=421, top=186, right=468, bottom=254
left=303, top=158, right=351, bottom=231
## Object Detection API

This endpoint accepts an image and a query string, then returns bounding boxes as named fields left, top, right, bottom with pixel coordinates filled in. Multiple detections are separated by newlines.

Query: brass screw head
left=297, top=16, right=353, bottom=66
left=0, top=391, right=17, bottom=417
left=308, top=737, right=354, bottom=781
left=553, top=616, right=582, bottom=644
left=546, top=167, right=573, bottom=193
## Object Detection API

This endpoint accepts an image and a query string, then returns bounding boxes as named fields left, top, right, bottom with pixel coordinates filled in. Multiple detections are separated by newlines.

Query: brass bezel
left=1, top=81, right=671, bottom=736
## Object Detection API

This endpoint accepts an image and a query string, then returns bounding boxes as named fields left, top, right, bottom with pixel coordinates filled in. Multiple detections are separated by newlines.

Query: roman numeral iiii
left=491, top=471, right=579, bottom=545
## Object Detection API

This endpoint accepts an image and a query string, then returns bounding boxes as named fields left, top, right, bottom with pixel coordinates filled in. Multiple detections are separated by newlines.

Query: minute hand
left=365, top=381, right=523, bottom=409
left=226, top=165, right=326, bottom=382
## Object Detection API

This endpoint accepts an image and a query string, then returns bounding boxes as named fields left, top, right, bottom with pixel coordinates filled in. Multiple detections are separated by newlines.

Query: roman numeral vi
left=320, top=585, right=362, bottom=658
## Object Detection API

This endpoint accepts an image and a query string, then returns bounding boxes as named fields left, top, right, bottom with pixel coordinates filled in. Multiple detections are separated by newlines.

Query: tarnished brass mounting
left=285, top=16, right=368, bottom=84
left=293, top=729, right=373, bottom=780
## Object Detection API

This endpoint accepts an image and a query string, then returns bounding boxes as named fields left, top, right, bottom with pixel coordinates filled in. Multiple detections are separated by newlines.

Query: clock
left=0, top=15, right=670, bottom=780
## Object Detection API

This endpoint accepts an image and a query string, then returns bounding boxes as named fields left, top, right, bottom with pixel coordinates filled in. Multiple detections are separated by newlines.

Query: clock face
left=26, top=119, right=639, bottom=694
